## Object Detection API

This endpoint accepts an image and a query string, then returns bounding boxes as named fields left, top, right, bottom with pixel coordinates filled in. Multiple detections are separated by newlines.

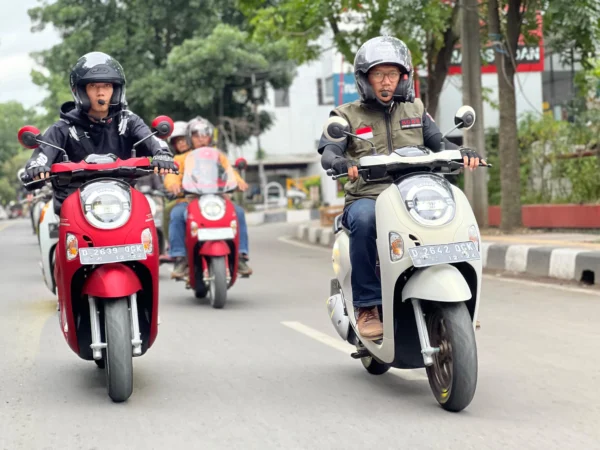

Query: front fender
left=199, top=240, right=230, bottom=257
left=402, top=264, right=471, bottom=302
left=82, top=263, right=142, bottom=298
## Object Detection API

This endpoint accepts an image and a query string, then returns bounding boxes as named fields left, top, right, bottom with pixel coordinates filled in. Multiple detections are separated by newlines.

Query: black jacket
left=27, top=102, right=170, bottom=213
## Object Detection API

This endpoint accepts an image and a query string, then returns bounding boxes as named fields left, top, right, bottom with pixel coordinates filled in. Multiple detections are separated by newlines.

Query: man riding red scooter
left=19, top=51, right=177, bottom=403
left=168, top=143, right=248, bottom=308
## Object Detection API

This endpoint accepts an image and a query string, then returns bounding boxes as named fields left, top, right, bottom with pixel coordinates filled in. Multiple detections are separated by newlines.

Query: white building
left=237, top=30, right=548, bottom=206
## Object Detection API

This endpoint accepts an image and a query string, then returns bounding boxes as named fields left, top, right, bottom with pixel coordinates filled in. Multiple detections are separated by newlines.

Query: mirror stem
left=441, top=121, right=463, bottom=141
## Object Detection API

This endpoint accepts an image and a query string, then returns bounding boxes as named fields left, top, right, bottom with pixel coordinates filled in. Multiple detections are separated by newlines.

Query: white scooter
left=38, top=196, right=59, bottom=295
left=325, top=106, right=489, bottom=412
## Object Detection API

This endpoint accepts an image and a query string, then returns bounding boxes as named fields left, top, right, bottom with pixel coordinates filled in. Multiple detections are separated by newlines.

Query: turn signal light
left=66, top=233, right=78, bottom=261
left=389, top=232, right=404, bottom=262
left=142, top=228, right=153, bottom=254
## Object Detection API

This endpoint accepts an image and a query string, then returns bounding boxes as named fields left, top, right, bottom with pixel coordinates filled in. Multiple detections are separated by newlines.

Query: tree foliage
left=240, top=0, right=459, bottom=117
left=543, top=0, right=600, bottom=69
left=27, top=0, right=295, bottom=147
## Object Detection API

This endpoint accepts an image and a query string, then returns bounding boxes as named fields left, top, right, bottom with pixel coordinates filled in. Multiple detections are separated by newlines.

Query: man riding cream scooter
left=164, top=117, right=253, bottom=279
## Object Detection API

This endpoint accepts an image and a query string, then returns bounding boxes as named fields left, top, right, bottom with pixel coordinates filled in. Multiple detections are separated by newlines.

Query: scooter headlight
left=80, top=180, right=131, bottom=230
left=397, top=175, right=455, bottom=227
left=199, top=195, right=226, bottom=221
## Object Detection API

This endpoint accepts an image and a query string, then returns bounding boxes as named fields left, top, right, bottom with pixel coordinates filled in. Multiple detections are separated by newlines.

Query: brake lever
left=326, top=168, right=368, bottom=180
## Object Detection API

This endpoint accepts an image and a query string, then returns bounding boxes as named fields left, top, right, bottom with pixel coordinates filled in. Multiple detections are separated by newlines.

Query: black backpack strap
left=68, top=124, right=96, bottom=155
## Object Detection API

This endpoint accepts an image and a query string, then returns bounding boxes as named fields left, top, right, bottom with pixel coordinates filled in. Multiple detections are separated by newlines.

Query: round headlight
left=80, top=181, right=131, bottom=230
left=199, top=195, right=226, bottom=221
left=397, top=175, right=455, bottom=226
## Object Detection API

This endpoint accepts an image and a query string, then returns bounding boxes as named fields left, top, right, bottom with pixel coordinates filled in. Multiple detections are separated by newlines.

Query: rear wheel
left=425, top=302, right=477, bottom=412
left=104, top=299, right=133, bottom=403
left=209, top=257, right=227, bottom=309
left=361, top=355, right=390, bottom=375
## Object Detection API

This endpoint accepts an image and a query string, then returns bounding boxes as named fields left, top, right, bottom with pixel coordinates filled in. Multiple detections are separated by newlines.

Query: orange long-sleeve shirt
left=164, top=149, right=244, bottom=199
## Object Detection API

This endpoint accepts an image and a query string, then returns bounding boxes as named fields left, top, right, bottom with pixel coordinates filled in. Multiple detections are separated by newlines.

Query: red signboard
left=448, top=11, right=544, bottom=75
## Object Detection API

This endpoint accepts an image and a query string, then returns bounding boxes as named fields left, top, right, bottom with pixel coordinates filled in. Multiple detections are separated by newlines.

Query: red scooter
left=18, top=117, right=175, bottom=403
left=179, top=147, right=247, bottom=308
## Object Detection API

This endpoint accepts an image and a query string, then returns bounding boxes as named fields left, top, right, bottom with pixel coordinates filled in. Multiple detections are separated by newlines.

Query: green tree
left=0, top=151, right=33, bottom=206
left=0, top=102, right=42, bottom=166
left=28, top=1, right=294, bottom=148
left=240, top=0, right=460, bottom=117
left=543, top=0, right=600, bottom=70
left=485, top=0, right=599, bottom=231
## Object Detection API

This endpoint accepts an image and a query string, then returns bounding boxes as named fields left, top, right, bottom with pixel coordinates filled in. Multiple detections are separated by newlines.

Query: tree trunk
left=488, top=0, right=522, bottom=231
left=462, top=0, right=488, bottom=226
left=426, top=5, right=461, bottom=118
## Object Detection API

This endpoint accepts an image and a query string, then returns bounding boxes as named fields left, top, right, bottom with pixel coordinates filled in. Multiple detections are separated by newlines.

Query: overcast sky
left=0, top=0, right=60, bottom=109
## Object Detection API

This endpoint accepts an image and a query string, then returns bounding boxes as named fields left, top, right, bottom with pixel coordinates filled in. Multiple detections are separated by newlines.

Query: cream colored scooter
left=325, top=106, right=489, bottom=412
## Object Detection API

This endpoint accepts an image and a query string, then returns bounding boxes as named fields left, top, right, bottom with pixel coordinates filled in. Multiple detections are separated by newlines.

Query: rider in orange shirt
left=164, top=117, right=252, bottom=279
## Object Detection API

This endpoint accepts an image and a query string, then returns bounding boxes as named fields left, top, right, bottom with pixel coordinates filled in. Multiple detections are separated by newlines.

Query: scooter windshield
left=181, top=147, right=238, bottom=195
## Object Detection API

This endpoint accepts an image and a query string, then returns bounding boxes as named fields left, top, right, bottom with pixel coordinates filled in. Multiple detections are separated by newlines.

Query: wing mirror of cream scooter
left=323, top=116, right=377, bottom=156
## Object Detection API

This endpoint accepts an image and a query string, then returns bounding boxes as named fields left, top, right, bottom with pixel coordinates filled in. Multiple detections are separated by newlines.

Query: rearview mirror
left=18, top=126, right=41, bottom=149
left=454, top=106, right=476, bottom=130
left=323, top=116, right=350, bottom=142
left=234, top=157, right=248, bottom=171
left=151, top=115, right=175, bottom=139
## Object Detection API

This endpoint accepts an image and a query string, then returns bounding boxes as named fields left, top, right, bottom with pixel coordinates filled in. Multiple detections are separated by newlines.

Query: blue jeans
left=342, top=198, right=381, bottom=308
left=168, top=202, right=249, bottom=258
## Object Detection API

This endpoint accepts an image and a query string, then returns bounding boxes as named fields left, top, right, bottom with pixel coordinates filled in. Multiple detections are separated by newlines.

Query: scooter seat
left=333, top=213, right=350, bottom=235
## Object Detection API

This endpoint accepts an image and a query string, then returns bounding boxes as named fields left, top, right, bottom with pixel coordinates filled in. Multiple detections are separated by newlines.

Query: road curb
left=295, top=224, right=600, bottom=285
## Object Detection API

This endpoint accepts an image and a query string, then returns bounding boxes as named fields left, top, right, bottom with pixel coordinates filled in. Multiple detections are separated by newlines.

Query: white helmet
left=169, top=121, right=188, bottom=146
left=186, top=117, right=215, bottom=147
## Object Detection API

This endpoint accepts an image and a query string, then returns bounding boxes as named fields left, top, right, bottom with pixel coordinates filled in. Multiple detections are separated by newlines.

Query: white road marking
left=281, top=321, right=428, bottom=382
left=278, top=236, right=330, bottom=252
left=483, top=274, right=600, bottom=297
left=278, top=235, right=600, bottom=297
left=0, top=222, right=15, bottom=232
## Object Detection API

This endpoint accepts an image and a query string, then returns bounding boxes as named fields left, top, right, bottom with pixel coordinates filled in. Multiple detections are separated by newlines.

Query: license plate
left=408, top=241, right=480, bottom=268
left=79, top=244, right=147, bottom=265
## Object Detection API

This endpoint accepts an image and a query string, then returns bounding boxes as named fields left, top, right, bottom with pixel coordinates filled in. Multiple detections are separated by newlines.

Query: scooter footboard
left=401, top=264, right=472, bottom=303
left=82, top=263, right=142, bottom=298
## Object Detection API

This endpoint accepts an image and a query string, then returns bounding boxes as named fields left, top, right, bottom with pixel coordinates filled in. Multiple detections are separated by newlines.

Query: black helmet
left=69, top=52, right=127, bottom=112
left=354, top=36, right=414, bottom=105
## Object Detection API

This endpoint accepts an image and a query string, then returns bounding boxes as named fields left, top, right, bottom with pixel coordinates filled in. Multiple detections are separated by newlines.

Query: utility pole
left=461, top=0, right=488, bottom=226
left=251, top=73, right=267, bottom=204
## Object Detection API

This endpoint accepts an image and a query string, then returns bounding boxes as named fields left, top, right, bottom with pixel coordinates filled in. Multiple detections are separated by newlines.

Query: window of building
left=274, top=88, right=290, bottom=107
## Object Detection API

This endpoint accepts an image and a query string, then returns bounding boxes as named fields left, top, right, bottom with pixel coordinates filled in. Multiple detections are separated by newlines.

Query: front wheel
left=104, top=299, right=133, bottom=403
left=209, top=256, right=227, bottom=309
left=426, top=302, right=477, bottom=412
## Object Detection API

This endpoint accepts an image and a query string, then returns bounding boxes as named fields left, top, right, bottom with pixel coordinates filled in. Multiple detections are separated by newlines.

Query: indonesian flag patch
left=356, top=126, right=374, bottom=139
left=400, top=117, right=423, bottom=129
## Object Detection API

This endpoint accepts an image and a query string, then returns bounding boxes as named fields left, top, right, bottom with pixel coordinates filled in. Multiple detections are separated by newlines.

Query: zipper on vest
left=384, top=109, right=393, bottom=154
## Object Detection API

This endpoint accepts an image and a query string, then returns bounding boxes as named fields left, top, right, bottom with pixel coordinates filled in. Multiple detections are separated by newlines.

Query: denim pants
left=169, top=202, right=249, bottom=258
left=341, top=198, right=381, bottom=308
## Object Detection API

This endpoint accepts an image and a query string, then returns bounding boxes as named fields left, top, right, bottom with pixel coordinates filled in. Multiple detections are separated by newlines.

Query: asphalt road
left=0, top=219, right=599, bottom=450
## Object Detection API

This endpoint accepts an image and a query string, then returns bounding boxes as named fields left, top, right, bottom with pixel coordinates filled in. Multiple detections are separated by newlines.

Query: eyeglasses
left=369, top=71, right=402, bottom=82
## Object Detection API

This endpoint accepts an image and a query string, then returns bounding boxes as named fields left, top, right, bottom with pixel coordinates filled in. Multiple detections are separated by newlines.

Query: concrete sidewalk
left=296, top=221, right=600, bottom=285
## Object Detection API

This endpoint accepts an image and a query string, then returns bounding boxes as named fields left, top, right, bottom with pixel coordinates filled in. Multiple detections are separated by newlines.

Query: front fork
left=411, top=299, right=440, bottom=366
left=88, top=294, right=143, bottom=360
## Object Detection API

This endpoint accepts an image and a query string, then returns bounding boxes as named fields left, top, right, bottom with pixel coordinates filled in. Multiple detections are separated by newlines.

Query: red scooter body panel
left=55, top=183, right=160, bottom=358
left=184, top=195, right=240, bottom=289
left=82, top=264, right=143, bottom=297
left=199, top=240, right=230, bottom=257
